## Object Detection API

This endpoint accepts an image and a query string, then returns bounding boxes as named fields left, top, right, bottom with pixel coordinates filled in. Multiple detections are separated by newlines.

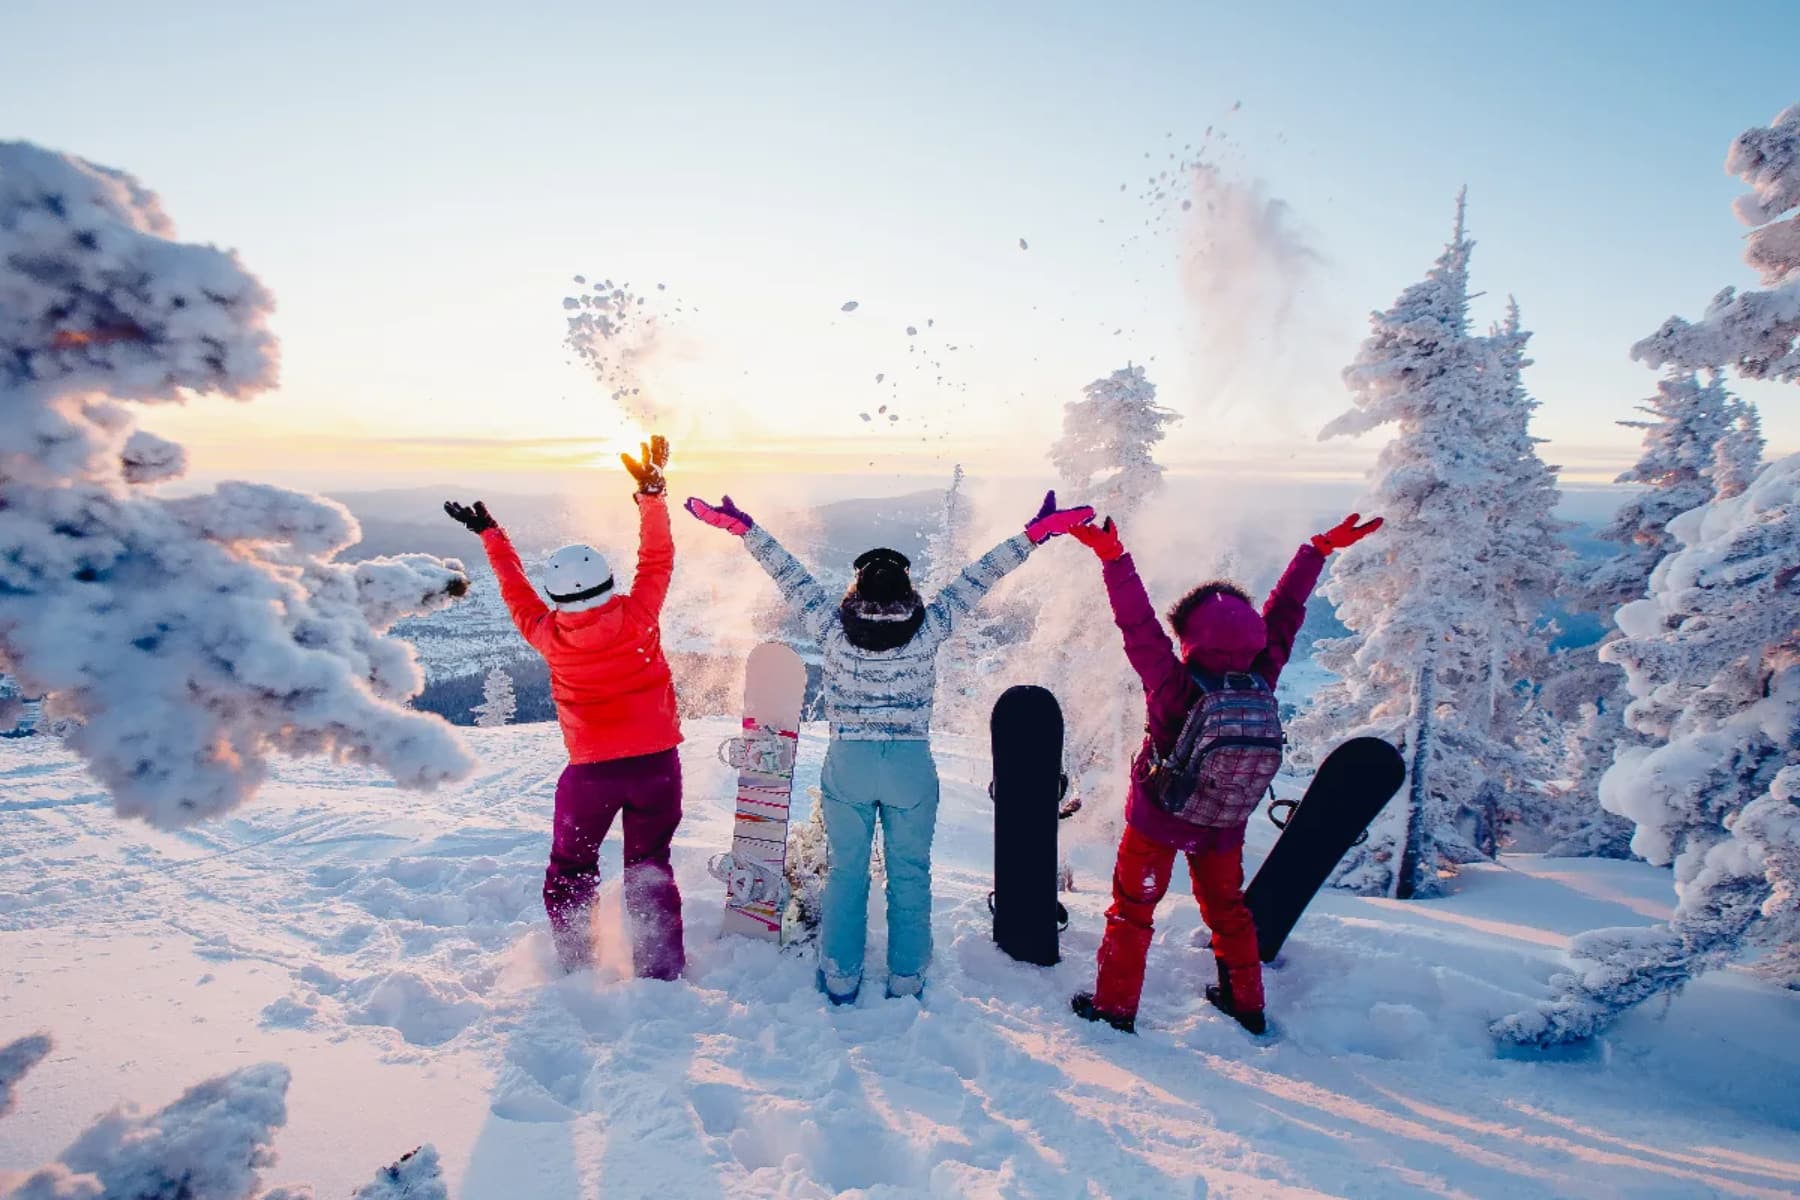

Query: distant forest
left=413, top=651, right=826, bottom=727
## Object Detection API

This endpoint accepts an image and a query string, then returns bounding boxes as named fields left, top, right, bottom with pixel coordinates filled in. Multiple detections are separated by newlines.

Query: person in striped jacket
left=687, top=490, right=1093, bottom=1003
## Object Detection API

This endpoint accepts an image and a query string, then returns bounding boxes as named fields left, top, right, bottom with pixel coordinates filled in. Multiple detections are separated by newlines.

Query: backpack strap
left=1203, top=669, right=1271, bottom=693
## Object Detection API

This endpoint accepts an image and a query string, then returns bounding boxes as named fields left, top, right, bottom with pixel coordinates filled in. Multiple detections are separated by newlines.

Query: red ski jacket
left=479, top=495, right=682, bottom=764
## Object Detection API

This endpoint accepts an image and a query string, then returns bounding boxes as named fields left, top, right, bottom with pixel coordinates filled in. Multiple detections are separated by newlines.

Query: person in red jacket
left=1064, top=512, right=1382, bottom=1035
left=444, top=436, right=685, bottom=979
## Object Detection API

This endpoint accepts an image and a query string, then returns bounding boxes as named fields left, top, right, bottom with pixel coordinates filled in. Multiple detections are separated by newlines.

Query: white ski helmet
left=542, top=543, right=616, bottom=613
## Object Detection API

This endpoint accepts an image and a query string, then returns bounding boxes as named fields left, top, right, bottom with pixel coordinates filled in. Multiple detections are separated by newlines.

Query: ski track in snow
left=2, top=723, right=1799, bottom=1199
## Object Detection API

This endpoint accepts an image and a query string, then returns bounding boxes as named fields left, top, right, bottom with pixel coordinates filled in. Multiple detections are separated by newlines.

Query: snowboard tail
left=718, top=643, right=807, bottom=942
left=1244, top=737, right=1405, bottom=963
left=989, top=685, right=1065, bottom=967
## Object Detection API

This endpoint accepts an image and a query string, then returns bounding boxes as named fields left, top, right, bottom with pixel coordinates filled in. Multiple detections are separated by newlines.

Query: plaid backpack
left=1142, top=671, right=1284, bottom=828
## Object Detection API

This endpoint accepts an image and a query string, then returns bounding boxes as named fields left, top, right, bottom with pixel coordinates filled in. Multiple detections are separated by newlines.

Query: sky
left=3, top=0, right=1795, bottom=497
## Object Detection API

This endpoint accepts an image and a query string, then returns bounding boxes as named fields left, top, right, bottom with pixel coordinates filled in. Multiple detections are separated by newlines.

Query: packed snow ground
left=2, top=723, right=1798, bottom=1199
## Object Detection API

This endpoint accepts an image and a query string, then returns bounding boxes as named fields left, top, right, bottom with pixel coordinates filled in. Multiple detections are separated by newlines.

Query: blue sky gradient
left=3, top=0, right=1793, bottom=489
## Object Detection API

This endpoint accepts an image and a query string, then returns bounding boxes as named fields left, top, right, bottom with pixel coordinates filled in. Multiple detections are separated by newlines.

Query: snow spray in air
left=563, top=276, right=684, bottom=425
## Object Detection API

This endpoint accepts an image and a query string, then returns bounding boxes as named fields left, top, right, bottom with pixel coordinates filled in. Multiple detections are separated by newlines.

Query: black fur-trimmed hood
left=838, top=593, right=926, bottom=652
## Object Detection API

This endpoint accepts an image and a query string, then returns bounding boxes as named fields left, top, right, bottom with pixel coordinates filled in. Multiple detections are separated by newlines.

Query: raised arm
left=445, top=500, right=554, bottom=651
left=1251, top=543, right=1324, bottom=685
left=686, top=496, right=836, bottom=643
left=745, top=526, right=836, bottom=642
left=1071, top=519, right=1187, bottom=741
left=622, top=435, right=674, bottom=615
left=1254, top=512, right=1383, bottom=684
left=629, top=494, right=674, bottom=616
left=925, top=534, right=1031, bottom=635
left=926, top=490, right=1093, bottom=637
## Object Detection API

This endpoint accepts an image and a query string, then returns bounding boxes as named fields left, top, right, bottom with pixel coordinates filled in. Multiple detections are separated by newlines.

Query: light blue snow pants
left=818, top=738, right=941, bottom=996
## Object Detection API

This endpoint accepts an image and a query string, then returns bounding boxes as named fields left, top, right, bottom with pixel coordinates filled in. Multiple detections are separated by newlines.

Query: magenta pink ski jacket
left=1099, top=544, right=1325, bottom=854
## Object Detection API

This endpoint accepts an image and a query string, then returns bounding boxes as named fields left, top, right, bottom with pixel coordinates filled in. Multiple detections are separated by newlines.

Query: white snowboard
left=713, top=642, right=807, bottom=941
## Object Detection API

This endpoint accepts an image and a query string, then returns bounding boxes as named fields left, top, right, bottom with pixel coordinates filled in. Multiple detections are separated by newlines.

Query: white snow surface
left=3, top=724, right=1798, bottom=1199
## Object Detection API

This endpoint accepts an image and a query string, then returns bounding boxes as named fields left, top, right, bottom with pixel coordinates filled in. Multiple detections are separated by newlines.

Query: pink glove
left=1311, top=512, right=1383, bottom=555
left=1025, top=490, right=1096, bottom=545
left=685, top=495, right=754, bottom=536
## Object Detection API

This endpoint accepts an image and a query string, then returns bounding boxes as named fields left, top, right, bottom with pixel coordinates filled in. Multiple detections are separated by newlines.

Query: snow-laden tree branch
left=1632, top=104, right=1800, bottom=381
left=0, top=1032, right=51, bottom=1119
left=0, top=140, right=473, bottom=828
left=0, top=1042, right=447, bottom=1200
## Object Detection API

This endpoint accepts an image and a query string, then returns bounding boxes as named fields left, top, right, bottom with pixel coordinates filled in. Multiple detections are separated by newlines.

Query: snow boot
left=817, top=968, right=860, bottom=1007
left=1071, top=992, right=1136, bottom=1035
left=1205, top=958, right=1267, bottom=1036
left=885, top=973, right=924, bottom=1001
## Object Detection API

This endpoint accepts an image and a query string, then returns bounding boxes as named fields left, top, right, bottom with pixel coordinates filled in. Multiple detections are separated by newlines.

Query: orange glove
left=1312, top=513, right=1383, bottom=555
left=1069, top=517, right=1126, bottom=562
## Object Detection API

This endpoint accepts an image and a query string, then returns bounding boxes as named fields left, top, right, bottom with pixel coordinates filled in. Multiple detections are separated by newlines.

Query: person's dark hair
left=1167, top=580, right=1252, bottom=636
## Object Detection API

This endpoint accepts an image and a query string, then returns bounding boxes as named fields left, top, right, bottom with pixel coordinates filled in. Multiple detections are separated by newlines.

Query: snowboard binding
left=719, top=734, right=796, bottom=776
left=987, top=890, right=1069, bottom=932
left=1268, top=796, right=1369, bottom=845
left=709, top=852, right=791, bottom=906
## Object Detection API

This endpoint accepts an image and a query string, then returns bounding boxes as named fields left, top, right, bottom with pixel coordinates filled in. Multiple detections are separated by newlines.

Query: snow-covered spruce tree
left=1545, top=372, right=1763, bottom=856
left=921, top=463, right=970, bottom=594
left=1580, top=370, right=1745, bottom=613
left=1294, top=196, right=1553, bottom=896
left=0, top=141, right=473, bottom=829
left=1481, top=300, right=1569, bottom=827
left=1033, top=364, right=1180, bottom=803
left=921, top=463, right=993, bottom=731
left=472, top=663, right=517, bottom=728
left=1498, top=104, right=1800, bottom=1045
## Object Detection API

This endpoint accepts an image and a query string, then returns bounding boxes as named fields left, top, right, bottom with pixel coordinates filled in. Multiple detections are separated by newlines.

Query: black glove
left=622, top=434, right=670, bottom=497
left=444, top=499, right=497, bottom=533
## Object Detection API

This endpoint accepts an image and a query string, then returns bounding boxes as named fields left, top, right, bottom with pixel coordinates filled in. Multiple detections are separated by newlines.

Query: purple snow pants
left=544, top=749, right=686, bottom=979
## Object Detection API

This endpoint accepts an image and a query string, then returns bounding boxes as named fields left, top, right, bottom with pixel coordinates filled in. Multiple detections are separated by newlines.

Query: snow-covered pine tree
left=921, top=464, right=970, bottom=594
left=0, top=141, right=474, bottom=829
left=1033, top=365, right=1180, bottom=805
left=1481, top=300, right=1569, bottom=836
left=473, top=664, right=517, bottom=728
left=1544, top=371, right=1764, bottom=856
left=1295, top=195, right=1547, bottom=896
left=1498, top=102, right=1800, bottom=1045
left=1580, top=370, right=1744, bottom=614
left=921, top=464, right=996, bottom=731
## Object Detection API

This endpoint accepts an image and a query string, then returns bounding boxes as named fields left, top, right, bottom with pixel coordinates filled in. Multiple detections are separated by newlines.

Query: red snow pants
left=1091, top=824, right=1263, bottom=1019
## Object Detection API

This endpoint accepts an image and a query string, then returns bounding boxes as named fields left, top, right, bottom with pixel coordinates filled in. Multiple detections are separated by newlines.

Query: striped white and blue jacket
left=744, top=527, right=1036, bottom=741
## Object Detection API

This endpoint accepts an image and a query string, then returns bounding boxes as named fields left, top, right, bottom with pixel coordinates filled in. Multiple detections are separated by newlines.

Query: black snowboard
left=989, top=685, right=1064, bottom=967
left=1244, top=737, right=1405, bottom=963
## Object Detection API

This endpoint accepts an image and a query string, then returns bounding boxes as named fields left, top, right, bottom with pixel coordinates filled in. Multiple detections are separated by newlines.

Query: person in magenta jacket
left=1064, top=512, right=1382, bottom=1034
